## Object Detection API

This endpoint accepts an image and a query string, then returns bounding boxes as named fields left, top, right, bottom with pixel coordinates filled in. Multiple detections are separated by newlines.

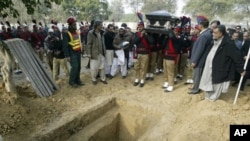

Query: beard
left=119, top=34, right=124, bottom=38
left=68, top=25, right=76, bottom=32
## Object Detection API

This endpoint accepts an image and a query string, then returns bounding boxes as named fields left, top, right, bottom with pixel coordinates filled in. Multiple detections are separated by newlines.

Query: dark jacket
left=47, top=36, right=65, bottom=59
left=132, top=31, right=152, bottom=54
left=161, top=30, right=184, bottom=60
left=85, top=29, right=106, bottom=59
left=240, top=39, right=250, bottom=71
left=211, top=36, right=244, bottom=84
left=104, top=31, right=115, bottom=50
left=191, top=29, right=213, bottom=68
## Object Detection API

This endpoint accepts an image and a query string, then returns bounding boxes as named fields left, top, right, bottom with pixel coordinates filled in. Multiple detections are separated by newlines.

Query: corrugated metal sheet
left=3, top=38, right=59, bottom=97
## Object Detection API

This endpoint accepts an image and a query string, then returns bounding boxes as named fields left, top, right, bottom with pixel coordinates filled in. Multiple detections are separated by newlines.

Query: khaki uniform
left=163, top=59, right=176, bottom=86
left=132, top=31, right=151, bottom=85
left=53, top=58, right=69, bottom=80
left=134, top=54, right=149, bottom=80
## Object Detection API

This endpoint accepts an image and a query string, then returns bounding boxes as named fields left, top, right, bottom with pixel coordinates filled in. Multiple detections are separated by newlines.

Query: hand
left=191, top=63, right=196, bottom=68
left=241, top=71, right=246, bottom=76
left=132, top=59, right=138, bottom=63
left=66, top=57, right=71, bottom=62
left=141, top=30, right=145, bottom=37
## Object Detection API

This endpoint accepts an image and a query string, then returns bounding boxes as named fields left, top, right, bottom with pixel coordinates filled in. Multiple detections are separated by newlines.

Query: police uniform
left=62, top=16, right=83, bottom=87
left=132, top=22, right=151, bottom=87
left=146, top=33, right=158, bottom=80
left=162, top=28, right=183, bottom=92
left=31, top=25, right=44, bottom=62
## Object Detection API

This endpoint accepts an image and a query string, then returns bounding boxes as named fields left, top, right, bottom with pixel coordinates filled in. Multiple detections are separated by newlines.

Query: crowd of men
left=0, top=15, right=249, bottom=102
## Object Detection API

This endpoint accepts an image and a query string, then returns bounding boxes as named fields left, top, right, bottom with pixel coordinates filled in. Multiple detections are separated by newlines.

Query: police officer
left=62, top=16, right=84, bottom=87
left=132, top=22, right=151, bottom=87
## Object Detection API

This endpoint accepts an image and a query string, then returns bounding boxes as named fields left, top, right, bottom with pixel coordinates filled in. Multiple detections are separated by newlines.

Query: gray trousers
left=191, top=67, right=203, bottom=93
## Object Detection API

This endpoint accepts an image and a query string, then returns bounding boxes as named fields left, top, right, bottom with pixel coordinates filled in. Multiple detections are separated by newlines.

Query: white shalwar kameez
left=110, top=49, right=127, bottom=77
left=199, top=38, right=230, bottom=101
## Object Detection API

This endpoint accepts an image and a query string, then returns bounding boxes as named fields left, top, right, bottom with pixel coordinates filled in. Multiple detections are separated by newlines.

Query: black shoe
left=92, top=81, right=97, bottom=85
left=139, top=83, right=144, bottom=87
left=145, top=77, right=150, bottom=80
left=240, top=87, right=244, bottom=91
left=109, top=75, right=114, bottom=79
left=149, top=77, right=154, bottom=81
left=133, top=82, right=139, bottom=86
left=188, top=90, right=200, bottom=94
left=101, top=80, right=108, bottom=84
left=70, top=84, right=78, bottom=88
left=77, top=82, right=85, bottom=86
left=122, top=76, right=126, bottom=79
left=231, top=82, right=238, bottom=87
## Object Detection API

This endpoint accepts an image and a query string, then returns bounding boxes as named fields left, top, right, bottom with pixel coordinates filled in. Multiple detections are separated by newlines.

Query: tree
left=182, top=0, right=250, bottom=23
left=120, top=14, right=138, bottom=22
left=0, top=0, right=61, bottom=18
left=123, top=0, right=144, bottom=13
left=141, top=0, right=176, bottom=14
left=34, top=2, right=66, bottom=24
left=62, top=0, right=111, bottom=21
left=123, top=0, right=176, bottom=14
left=226, top=0, right=250, bottom=22
left=123, top=0, right=177, bottom=22
left=108, top=0, right=125, bottom=22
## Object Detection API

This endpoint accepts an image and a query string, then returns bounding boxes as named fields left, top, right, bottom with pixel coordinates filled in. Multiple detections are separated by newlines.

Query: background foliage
left=1, top=0, right=250, bottom=26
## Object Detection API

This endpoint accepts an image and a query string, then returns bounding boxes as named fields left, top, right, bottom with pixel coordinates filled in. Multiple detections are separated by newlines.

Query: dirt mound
left=0, top=65, right=250, bottom=141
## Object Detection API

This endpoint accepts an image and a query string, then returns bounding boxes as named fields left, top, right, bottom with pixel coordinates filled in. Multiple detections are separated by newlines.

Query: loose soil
left=0, top=58, right=250, bottom=141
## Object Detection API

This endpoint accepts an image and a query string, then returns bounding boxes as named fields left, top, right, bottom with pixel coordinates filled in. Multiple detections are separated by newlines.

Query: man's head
left=113, top=26, right=119, bottom=34
left=62, top=27, right=68, bottom=32
left=210, top=20, right=220, bottom=30
left=17, top=26, right=23, bottom=32
left=185, top=25, right=191, bottom=34
left=235, top=25, right=241, bottom=32
left=197, top=15, right=209, bottom=30
left=193, top=25, right=200, bottom=35
left=106, top=24, right=114, bottom=32
left=213, top=25, right=226, bottom=40
left=23, top=25, right=29, bottom=31
left=67, top=16, right=77, bottom=32
left=67, top=16, right=76, bottom=25
left=1, top=25, right=6, bottom=31
left=94, top=20, right=103, bottom=31
left=126, top=27, right=131, bottom=33
left=121, top=23, right=127, bottom=28
left=243, top=32, right=249, bottom=41
left=174, top=26, right=181, bottom=36
left=137, top=22, right=144, bottom=32
left=48, top=28, right=54, bottom=35
left=232, top=32, right=239, bottom=40
left=33, top=25, right=38, bottom=32
left=118, top=27, right=126, bottom=37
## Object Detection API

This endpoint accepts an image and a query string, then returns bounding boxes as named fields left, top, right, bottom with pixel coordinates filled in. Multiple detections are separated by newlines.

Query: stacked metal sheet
left=3, top=38, right=59, bottom=97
